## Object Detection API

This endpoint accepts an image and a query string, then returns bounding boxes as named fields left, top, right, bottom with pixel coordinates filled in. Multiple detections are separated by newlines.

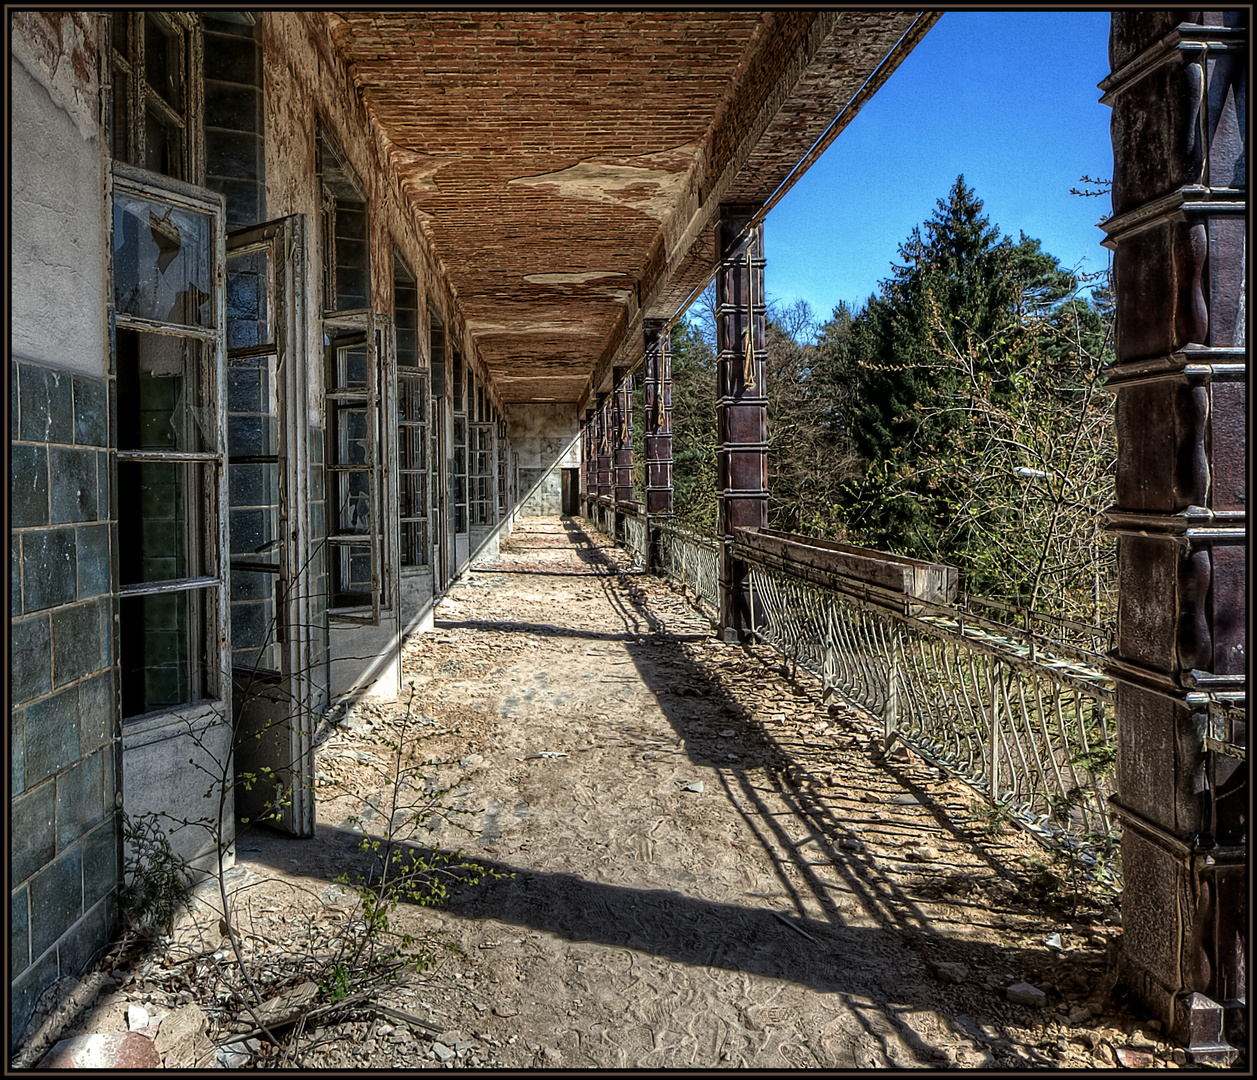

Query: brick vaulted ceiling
left=324, top=11, right=937, bottom=409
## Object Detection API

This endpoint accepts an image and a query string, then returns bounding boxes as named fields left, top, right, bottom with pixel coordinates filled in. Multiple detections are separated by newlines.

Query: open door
left=226, top=216, right=315, bottom=837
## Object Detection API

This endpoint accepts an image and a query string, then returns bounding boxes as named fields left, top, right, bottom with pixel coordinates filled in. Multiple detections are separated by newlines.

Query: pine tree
left=831, top=176, right=1115, bottom=619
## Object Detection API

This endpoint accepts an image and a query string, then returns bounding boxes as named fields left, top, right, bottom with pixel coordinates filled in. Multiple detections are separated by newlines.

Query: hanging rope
left=742, top=241, right=757, bottom=390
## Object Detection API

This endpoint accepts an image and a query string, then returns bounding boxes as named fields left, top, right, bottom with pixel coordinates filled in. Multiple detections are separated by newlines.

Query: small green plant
left=319, top=962, right=353, bottom=1004
left=970, top=797, right=1013, bottom=837
left=119, top=812, right=196, bottom=938
left=318, top=685, right=512, bottom=1006
left=1070, top=743, right=1117, bottom=779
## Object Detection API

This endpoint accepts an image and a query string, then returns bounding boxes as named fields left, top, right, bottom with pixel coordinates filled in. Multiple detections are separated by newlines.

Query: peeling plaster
left=10, top=13, right=99, bottom=141
left=523, top=271, right=625, bottom=285
left=508, top=158, right=692, bottom=223
left=465, top=316, right=596, bottom=334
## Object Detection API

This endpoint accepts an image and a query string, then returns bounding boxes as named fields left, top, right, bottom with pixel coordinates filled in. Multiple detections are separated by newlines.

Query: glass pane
left=229, top=465, right=280, bottom=564
left=226, top=247, right=273, bottom=349
left=112, top=67, right=130, bottom=161
left=144, top=108, right=184, bottom=181
left=230, top=569, right=280, bottom=674
left=144, top=17, right=183, bottom=111
left=114, top=189, right=214, bottom=327
left=227, top=353, right=278, bottom=457
left=333, top=542, right=374, bottom=603
left=116, top=329, right=216, bottom=451
left=334, top=341, right=369, bottom=390
left=399, top=373, right=425, bottom=420
left=112, top=12, right=130, bottom=56
left=335, top=406, right=370, bottom=466
left=335, top=470, right=372, bottom=534
left=118, top=460, right=210, bottom=585
left=120, top=589, right=212, bottom=718
left=401, top=520, right=429, bottom=567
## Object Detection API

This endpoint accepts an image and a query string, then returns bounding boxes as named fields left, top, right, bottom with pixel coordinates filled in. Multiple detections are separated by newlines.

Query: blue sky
left=763, top=10, right=1114, bottom=324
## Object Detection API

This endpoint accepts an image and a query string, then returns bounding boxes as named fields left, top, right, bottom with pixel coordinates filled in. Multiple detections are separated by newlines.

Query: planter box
left=732, top=527, right=957, bottom=607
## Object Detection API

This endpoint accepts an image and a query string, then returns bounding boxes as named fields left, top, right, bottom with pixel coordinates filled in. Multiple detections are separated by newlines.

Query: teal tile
left=18, top=363, right=74, bottom=445
left=107, top=379, right=117, bottom=451
left=11, top=614, right=52, bottom=705
left=11, top=885, right=30, bottom=981
left=12, top=705, right=26, bottom=795
left=11, top=443, right=49, bottom=527
left=11, top=942, right=58, bottom=1050
left=81, top=816, right=120, bottom=910
left=56, top=751, right=105, bottom=852
left=58, top=894, right=113, bottom=977
left=78, top=671, right=114, bottom=755
left=101, top=742, right=117, bottom=816
left=99, top=597, right=113, bottom=670
left=21, top=527, right=76, bottom=611
left=49, top=447, right=99, bottom=524
left=29, top=845, right=83, bottom=956
left=25, top=685, right=80, bottom=786
left=72, top=374, right=107, bottom=447
left=97, top=450, right=109, bottom=523
left=51, top=602, right=102, bottom=687
left=76, top=523, right=111, bottom=599
left=11, top=781, right=55, bottom=885
left=11, top=539, right=21, bottom=618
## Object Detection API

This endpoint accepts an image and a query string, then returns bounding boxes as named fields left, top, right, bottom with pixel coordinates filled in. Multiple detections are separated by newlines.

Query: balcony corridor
left=223, top=515, right=1133, bottom=1068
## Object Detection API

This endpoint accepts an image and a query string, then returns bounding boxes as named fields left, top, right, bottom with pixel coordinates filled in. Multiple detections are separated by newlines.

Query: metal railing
left=582, top=507, right=1155, bottom=881
left=657, top=522, right=720, bottom=613
left=746, top=558, right=1121, bottom=879
left=623, top=508, right=648, bottom=566
left=959, top=592, right=1113, bottom=661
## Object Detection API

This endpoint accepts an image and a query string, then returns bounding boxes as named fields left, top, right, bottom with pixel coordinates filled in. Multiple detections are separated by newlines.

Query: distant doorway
left=561, top=467, right=579, bottom=515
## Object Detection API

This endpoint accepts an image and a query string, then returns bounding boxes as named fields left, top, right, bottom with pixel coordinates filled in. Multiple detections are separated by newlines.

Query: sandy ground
left=23, top=516, right=1195, bottom=1070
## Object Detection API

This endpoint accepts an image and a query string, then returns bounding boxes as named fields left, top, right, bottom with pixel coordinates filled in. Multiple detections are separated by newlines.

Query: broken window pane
left=113, top=191, right=214, bottom=328
left=334, top=469, right=372, bottom=534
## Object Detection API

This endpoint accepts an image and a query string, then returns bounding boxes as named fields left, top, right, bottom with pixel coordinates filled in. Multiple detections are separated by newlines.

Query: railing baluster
left=642, top=522, right=1127, bottom=883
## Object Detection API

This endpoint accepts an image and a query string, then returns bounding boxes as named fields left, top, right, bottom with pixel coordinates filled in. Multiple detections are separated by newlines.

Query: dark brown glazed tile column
left=596, top=392, right=612, bottom=504
left=716, top=209, right=768, bottom=641
left=612, top=366, right=633, bottom=508
left=644, top=319, right=673, bottom=570
left=582, top=407, right=596, bottom=512
left=1100, top=10, right=1247, bottom=1058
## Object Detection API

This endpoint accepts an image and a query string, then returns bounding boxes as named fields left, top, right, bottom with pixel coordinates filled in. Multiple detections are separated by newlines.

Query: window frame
left=108, top=12, right=204, bottom=186
left=394, top=250, right=430, bottom=570
left=318, top=129, right=388, bottom=624
left=111, top=161, right=229, bottom=725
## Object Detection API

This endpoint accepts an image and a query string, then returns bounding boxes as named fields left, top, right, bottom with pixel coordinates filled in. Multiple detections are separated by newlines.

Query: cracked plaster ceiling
left=325, top=11, right=932, bottom=408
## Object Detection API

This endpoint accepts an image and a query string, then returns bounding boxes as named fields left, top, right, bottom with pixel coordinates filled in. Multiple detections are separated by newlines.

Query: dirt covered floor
left=19, top=517, right=1204, bottom=1070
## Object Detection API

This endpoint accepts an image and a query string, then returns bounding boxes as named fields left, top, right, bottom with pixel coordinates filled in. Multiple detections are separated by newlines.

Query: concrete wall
left=10, top=19, right=121, bottom=1051
left=10, top=21, right=104, bottom=378
left=509, top=404, right=580, bottom=517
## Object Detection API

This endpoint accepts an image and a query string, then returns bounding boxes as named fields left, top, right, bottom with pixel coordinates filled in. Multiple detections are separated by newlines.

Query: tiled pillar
left=644, top=319, right=673, bottom=570
left=1101, top=11, right=1247, bottom=1056
left=715, top=209, right=768, bottom=641
left=10, top=359, right=121, bottom=1049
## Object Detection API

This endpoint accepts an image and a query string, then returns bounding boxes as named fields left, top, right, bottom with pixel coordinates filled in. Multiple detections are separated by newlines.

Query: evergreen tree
left=829, top=175, right=1115, bottom=617
left=668, top=320, right=719, bottom=533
